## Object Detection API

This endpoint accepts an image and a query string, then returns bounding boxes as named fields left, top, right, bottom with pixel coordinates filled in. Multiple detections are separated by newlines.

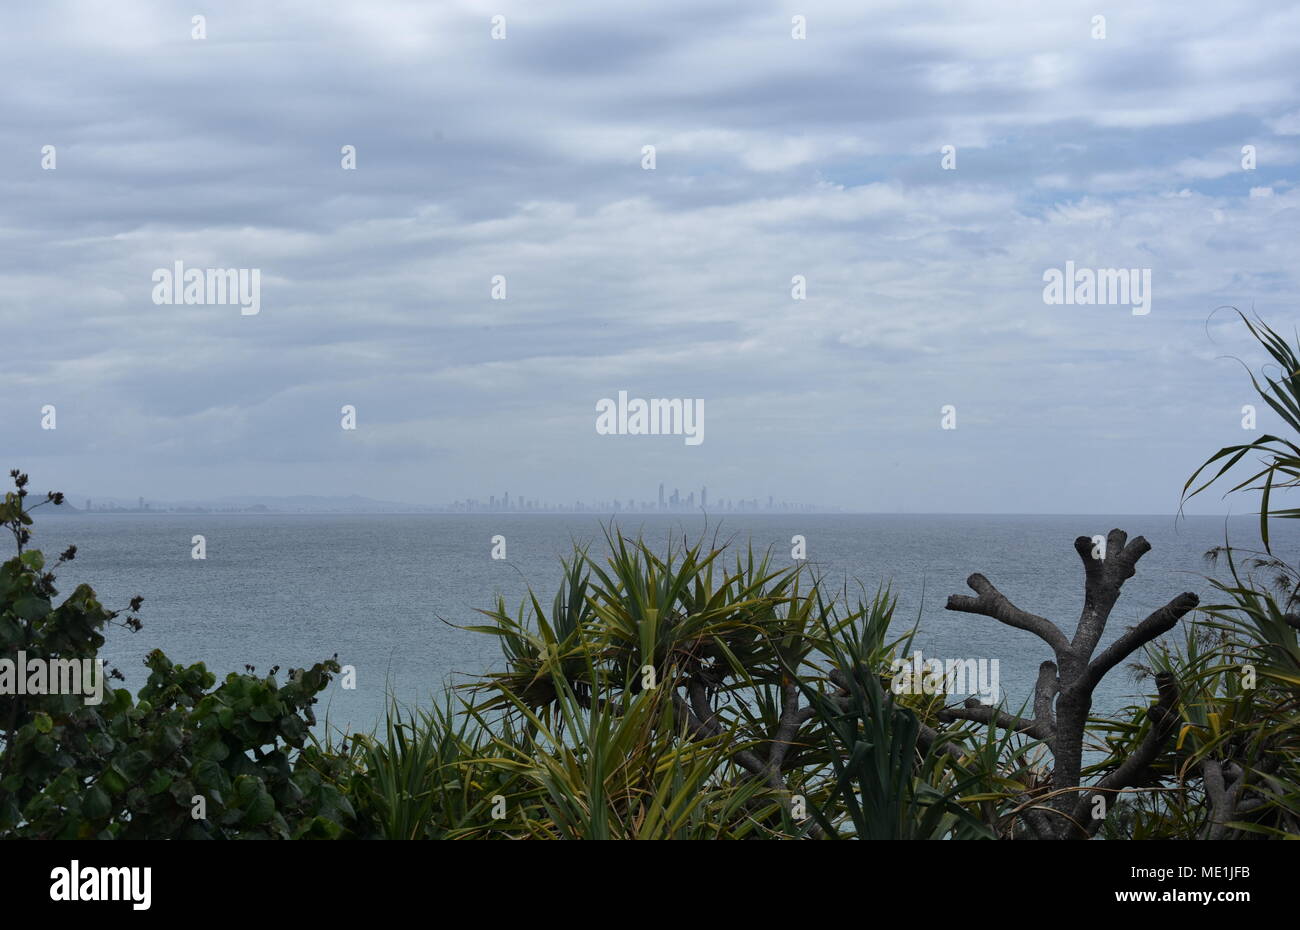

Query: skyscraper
left=658, top=483, right=665, bottom=510
left=701, top=486, right=707, bottom=509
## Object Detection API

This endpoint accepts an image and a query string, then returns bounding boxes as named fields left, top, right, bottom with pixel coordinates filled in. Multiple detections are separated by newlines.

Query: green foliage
left=340, top=696, right=513, bottom=839
left=457, top=531, right=1004, bottom=839
left=794, top=601, right=995, bottom=840
left=1172, top=313, right=1300, bottom=838
left=1182, top=310, right=1300, bottom=553
left=0, top=470, right=350, bottom=839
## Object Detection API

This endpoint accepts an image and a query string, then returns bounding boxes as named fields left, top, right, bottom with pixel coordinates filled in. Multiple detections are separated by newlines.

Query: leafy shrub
left=0, top=471, right=350, bottom=839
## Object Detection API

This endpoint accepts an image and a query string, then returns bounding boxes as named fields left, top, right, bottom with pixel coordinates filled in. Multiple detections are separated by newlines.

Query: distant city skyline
left=66, top=483, right=837, bottom=514
left=54, top=483, right=1279, bottom=517
left=445, top=483, right=831, bottom=513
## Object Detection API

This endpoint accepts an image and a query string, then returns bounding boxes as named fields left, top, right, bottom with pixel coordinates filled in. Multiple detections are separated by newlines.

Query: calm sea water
left=29, top=513, right=1296, bottom=735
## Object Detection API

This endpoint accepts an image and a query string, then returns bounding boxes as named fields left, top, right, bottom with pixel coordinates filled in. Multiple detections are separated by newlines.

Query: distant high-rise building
left=701, top=486, right=707, bottom=509
left=85, top=499, right=91, bottom=512
left=658, top=483, right=665, bottom=510
left=504, top=491, right=510, bottom=510
left=138, top=497, right=144, bottom=510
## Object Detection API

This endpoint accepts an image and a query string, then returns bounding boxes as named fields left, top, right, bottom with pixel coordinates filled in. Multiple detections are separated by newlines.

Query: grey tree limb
left=1081, top=593, right=1200, bottom=693
left=937, top=699, right=1052, bottom=741
left=1076, top=672, right=1180, bottom=836
left=946, top=574, right=1071, bottom=657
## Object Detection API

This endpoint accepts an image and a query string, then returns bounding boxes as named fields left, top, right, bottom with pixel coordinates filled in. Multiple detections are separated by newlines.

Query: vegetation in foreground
left=2, top=313, right=1299, bottom=839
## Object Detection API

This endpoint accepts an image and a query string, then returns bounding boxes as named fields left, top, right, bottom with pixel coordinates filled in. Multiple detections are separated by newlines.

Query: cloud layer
left=3, top=0, right=1299, bottom=512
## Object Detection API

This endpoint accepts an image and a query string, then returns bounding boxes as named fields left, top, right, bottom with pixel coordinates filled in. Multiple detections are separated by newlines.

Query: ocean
left=28, top=512, right=1293, bottom=736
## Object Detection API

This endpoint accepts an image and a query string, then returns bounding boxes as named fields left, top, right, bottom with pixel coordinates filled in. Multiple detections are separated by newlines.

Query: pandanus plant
left=459, top=527, right=996, bottom=838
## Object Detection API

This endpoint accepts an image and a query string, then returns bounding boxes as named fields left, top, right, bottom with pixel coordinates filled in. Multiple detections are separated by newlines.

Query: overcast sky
left=3, top=0, right=1299, bottom=513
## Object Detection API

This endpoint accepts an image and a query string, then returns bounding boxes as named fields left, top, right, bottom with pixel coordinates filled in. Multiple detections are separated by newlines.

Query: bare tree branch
left=1033, top=661, right=1059, bottom=748
left=1072, top=532, right=1150, bottom=655
left=946, top=573, right=1071, bottom=657
left=1077, top=672, right=1180, bottom=837
left=937, top=698, right=1052, bottom=741
left=1082, top=593, right=1199, bottom=692
left=766, top=676, right=805, bottom=774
